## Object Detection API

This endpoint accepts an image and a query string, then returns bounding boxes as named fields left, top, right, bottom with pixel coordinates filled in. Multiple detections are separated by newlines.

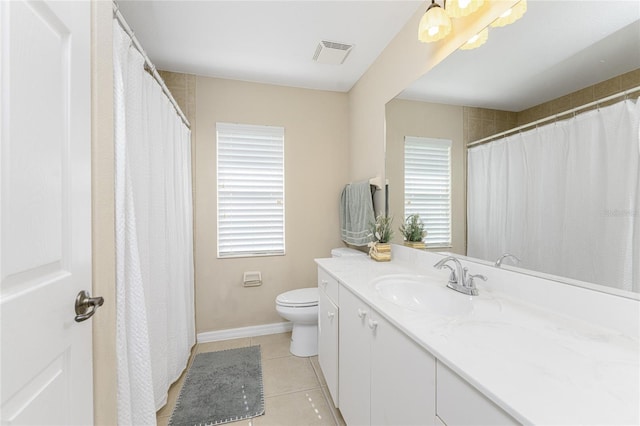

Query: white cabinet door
left=339, top=285, right=437, bottom=426
left=339, top=286, right=372, bottom=425
left=318, top=287, right=339, bottom=407
left=0, top=1, right=93, bottom=424
left=371, top=312, right=436, bottom=425
left=437, top=362, right=519, bottom=426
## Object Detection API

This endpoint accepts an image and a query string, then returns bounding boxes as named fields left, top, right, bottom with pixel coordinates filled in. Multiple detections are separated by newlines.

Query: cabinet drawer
left=437, top=362, right=518, bottom=426
left=318, top=267, right=339, bottom=304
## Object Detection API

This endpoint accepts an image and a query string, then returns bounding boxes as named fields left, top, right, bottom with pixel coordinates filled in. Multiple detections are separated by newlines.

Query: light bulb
left=418, top=1, right=452, bottom=43
left=490, top=0, right=527, bottom=28
left=460, top=27, right=489, bottom=50
left=446, top=0, right=484, bottom=19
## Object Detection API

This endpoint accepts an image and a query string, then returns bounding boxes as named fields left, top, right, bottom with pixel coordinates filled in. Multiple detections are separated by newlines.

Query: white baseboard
left=197, top=321, right=293, bottom=343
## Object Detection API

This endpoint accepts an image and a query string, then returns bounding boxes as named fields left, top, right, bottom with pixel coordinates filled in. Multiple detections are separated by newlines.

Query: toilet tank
left=331, top=247, right=366, bottom=258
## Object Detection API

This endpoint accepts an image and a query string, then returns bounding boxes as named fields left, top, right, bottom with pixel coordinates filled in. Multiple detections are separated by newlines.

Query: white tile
left=262, top=356, right=320, bottom=397
left=254, top=388, right=336, bottom=426
left=252, top=332, right=292, bottom=360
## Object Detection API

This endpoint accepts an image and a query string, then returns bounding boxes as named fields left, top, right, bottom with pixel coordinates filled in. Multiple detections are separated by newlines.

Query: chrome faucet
left=495, top=253, right=520, bottom=268
left=434, top=256, right=486, bottom=296
left=434, top=256, right=464, bottom=285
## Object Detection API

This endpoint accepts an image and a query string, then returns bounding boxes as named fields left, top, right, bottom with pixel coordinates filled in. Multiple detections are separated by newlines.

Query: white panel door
left=0, top=1, right=93, bottom=425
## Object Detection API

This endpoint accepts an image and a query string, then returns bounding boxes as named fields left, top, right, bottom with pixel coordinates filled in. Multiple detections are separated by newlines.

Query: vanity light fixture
left=418, top=0, right=452, bottom=43
left=446, top=0, right=484, bottom=18
left=459, top=27, right=489, bottom=50
left=418, top=0, right=527, bottom=46
left=490, top=0, right=527, bottom=28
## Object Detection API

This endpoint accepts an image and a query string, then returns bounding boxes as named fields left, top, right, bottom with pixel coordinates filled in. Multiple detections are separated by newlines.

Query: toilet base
left=290, top=323, right=318, bottom=357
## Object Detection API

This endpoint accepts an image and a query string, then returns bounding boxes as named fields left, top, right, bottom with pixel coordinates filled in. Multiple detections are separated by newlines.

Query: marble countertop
left=316, top=254, right=640, bottom=425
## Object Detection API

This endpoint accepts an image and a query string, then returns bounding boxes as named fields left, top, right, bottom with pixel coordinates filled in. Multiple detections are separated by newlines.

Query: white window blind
left=217, top=122, right=285, bottom=258
left=404, top=136, right=452, bottom=247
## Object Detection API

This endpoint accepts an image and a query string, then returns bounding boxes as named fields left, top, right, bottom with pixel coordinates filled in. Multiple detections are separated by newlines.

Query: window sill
left=218, top=252, right=285, bottom=260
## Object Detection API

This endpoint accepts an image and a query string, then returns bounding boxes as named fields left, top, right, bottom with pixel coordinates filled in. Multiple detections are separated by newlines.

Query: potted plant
left=368, top=214, right=393, bottom=261
left=400, top=214, right=427, bottom=249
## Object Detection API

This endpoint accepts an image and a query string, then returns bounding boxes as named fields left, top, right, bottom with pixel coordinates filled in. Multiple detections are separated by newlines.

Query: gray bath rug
left=169, top=346, right=265, bottom=426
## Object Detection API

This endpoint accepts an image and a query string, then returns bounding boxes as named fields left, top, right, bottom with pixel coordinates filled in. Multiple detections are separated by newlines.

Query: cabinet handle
left=327, top=311, right=335, bottom=319
left=357, top=308, right=367, bottom=319
left=321, top=280, right=328, bottom=288
left=368, top=319, right=378, bottom=330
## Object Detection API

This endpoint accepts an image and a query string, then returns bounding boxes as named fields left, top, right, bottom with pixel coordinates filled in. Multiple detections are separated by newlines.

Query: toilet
left=276, top=247, right=366, bottom=357
left=276, top=288, right=319, bottom=357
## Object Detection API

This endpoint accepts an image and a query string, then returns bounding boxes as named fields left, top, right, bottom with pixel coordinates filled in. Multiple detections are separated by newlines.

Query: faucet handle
left=466, top=273, right=487, bottom=288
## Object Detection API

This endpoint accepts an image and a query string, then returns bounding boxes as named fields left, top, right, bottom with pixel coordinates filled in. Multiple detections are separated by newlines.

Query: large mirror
left=385, top=1, right=640, bottom=297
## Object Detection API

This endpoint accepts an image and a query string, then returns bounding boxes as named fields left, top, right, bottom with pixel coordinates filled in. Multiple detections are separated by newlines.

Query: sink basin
left=372, top=274, right=477, bottom=316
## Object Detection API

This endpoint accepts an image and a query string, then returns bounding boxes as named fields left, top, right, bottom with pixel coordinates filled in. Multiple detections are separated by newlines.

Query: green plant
left=370, top=214, right=394, bottom=243
left=399, top=214, right=427, bottom=242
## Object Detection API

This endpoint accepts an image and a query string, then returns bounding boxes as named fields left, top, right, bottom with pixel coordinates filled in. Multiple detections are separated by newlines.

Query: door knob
left=357, top=308, right=367, bottom=319
left=74, top=290, right=104, bottom=322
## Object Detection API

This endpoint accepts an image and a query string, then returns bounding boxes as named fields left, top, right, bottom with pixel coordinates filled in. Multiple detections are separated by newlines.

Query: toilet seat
left=276, top=288, right=318, bottom=308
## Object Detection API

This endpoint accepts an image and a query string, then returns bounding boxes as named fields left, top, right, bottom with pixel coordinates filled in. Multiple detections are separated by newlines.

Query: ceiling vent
left=313, top=40, right=354, bottom=65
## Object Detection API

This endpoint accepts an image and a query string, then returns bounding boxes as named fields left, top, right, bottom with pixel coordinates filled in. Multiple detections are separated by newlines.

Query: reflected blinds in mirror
left=404, top=137, right=452, bottom=247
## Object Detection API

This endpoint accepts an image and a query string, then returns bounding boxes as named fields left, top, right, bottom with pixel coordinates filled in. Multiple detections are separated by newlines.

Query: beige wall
left=463, top=68, right=640, bottom=146
left=194, top=77, right=349, bottom=333
left=386, top=99, right=466, bottom=254
left=348, top=1, right=517, bottom=188
left=463, top=106, right=517, bottom=144
left=517, top=68, right=640, bottom=126
left=158, top=71, right=197, bottom=127
left=348, top=0, right=515, bottom=258
left=91, top=0, right=116, bottom=424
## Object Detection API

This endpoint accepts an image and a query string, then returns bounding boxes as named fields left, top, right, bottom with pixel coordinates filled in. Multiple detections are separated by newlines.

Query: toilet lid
left=276, top=288, right=318, bottom=307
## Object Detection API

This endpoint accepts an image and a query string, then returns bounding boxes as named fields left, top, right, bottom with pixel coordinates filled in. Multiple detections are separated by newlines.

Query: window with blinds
left=404, top=136, right=452, bottom=247
left=217, top=122, right=285, bottom=258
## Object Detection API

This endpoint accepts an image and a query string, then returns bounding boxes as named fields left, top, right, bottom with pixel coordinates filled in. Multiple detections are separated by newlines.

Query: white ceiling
left=116, top=0, right=424, bottom=92
left=398, top=1, right=640, bottom=111
left=116, top=1, right=640, bottom=105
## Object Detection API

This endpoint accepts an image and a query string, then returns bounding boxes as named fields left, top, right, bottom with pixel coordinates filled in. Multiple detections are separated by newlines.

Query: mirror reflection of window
left=404, top=136, right=452, bottom=248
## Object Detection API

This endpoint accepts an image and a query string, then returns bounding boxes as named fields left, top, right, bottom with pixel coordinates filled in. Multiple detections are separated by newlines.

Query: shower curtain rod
left=112, top=1, right=191, bottom=129
left=468, top=84, right=640, bottom=148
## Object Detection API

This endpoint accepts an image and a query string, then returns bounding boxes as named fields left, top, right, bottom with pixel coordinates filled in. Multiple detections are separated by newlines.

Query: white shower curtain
left=468, top=99, right=640, bottom=292
left=113, top=21, right=195, bottom=425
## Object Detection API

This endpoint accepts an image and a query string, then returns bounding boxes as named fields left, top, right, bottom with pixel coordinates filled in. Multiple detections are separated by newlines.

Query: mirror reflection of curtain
left=468, top=99, right=639, bottom=292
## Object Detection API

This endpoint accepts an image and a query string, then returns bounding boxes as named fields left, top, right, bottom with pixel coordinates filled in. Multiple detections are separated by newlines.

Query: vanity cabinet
left=339, top=285, right=436, bottom=425
left=318, top=267, right=339, bottom=407
left=436, top=362, right=518, bottom=426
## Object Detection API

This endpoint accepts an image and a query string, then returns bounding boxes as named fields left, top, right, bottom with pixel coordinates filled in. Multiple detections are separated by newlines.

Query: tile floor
left=156, top=332, right=346, bottom=426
